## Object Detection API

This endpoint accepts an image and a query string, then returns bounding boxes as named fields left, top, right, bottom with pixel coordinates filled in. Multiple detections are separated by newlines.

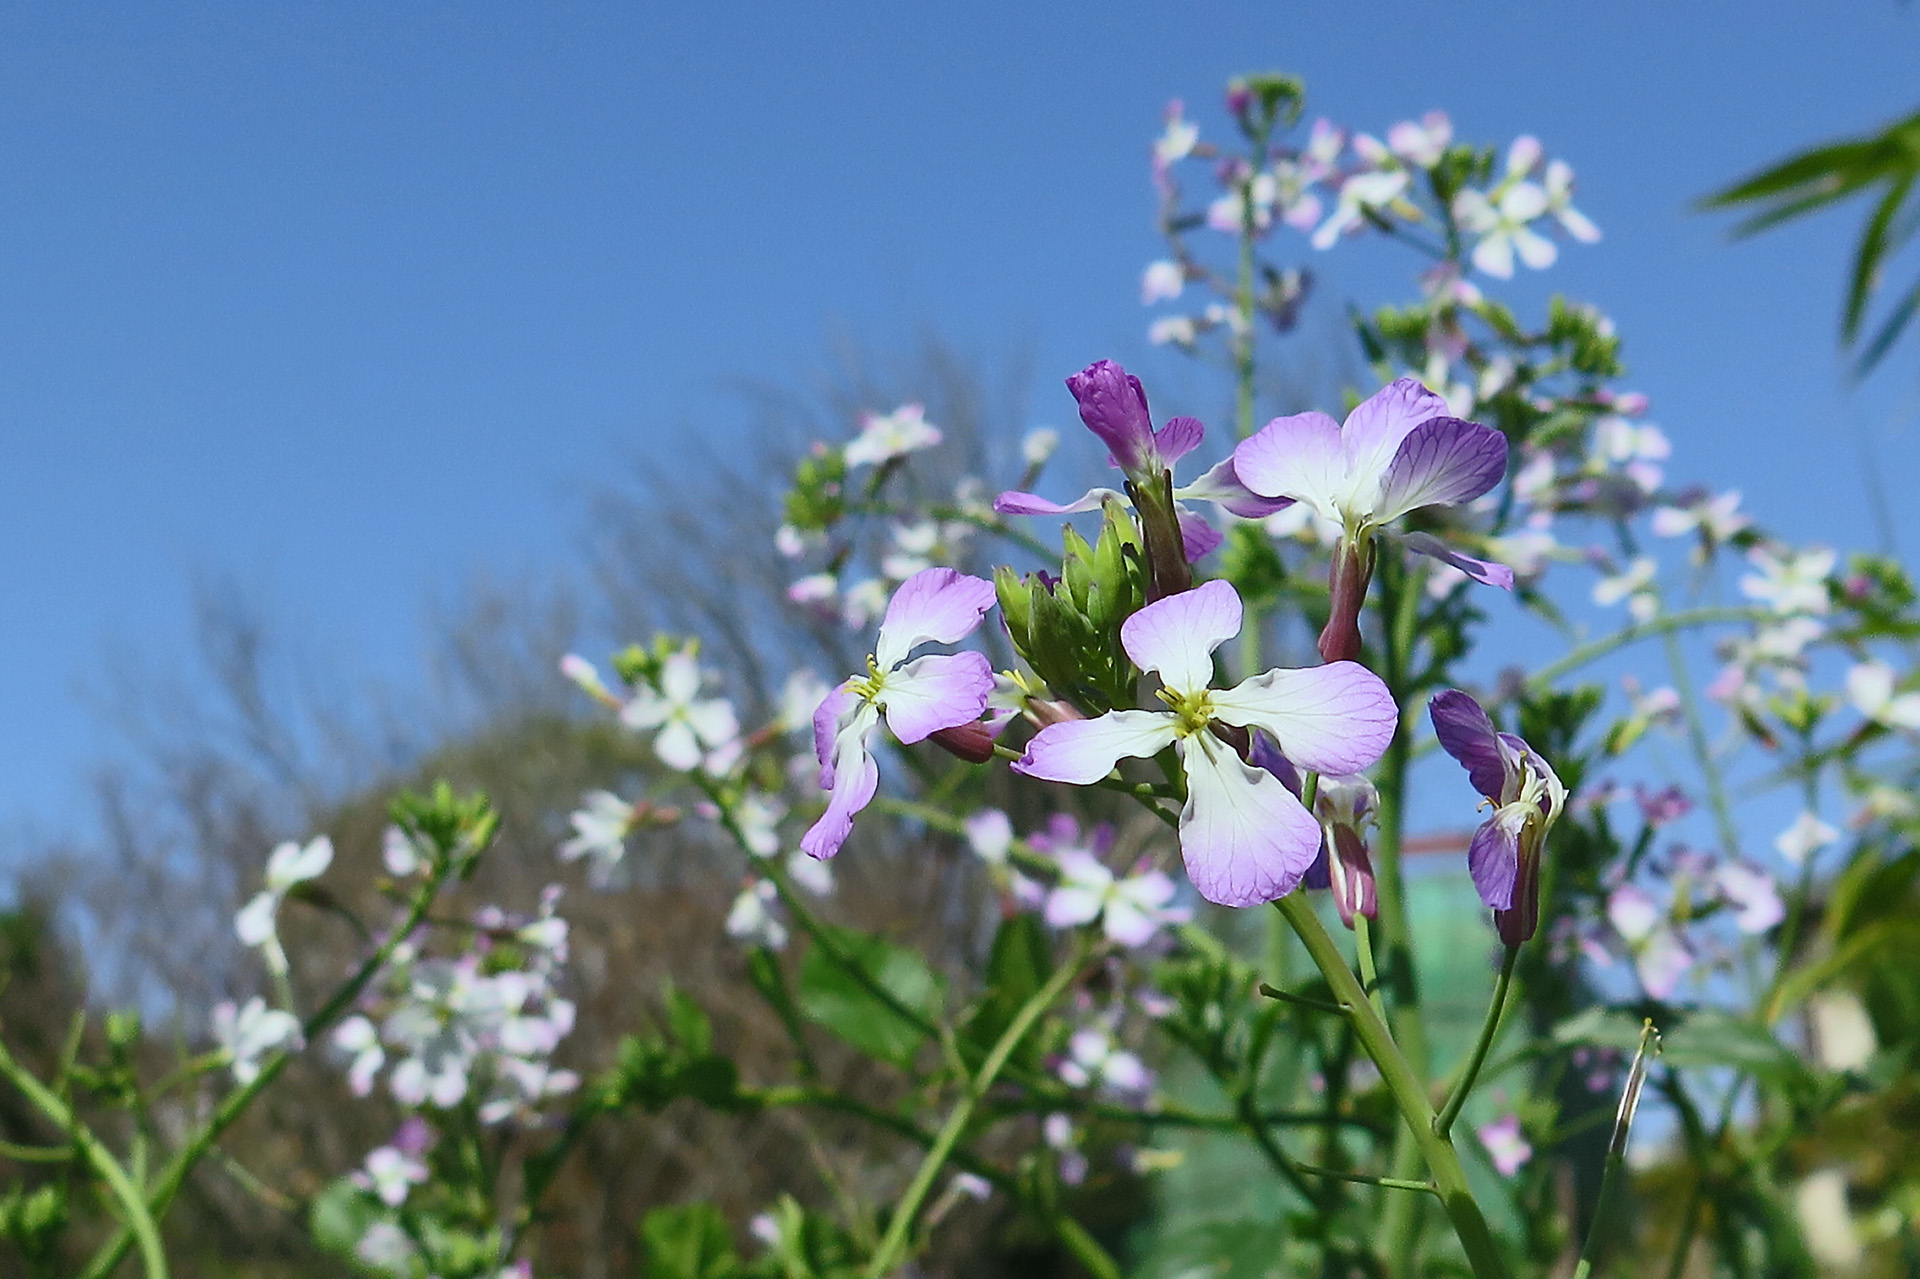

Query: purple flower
left=1014, top=580, right=1396, bottom=907
left=801, top=568, right=996, bottom=860
left=995, top=360, right=1286, bottom=584
left=1429, top=689, right=1565, bottom=946
left=1233, top=379, right=1512, bottom=661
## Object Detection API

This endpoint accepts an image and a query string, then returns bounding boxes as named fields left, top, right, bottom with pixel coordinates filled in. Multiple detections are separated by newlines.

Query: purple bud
left=1318, top=539, right=1375, bottom=664
left=1327, top=825, right=1378, bottom=929
left=1066, top=359, right=1156, bottom=474
left=929, top=721, right=995, bottom=764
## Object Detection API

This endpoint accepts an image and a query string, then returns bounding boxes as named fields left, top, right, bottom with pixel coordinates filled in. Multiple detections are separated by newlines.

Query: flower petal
left=1067, top=359, right=1156, bottom=474
left=1209, top=661, right=1396, bottom=776
left=812, top=682, right=858, bottom=788
left=1398, top=532, right=1517, bottom=589
left=1177, top=458, right=1293, bottom=519
left=1467, top=817, right=1519, bottom=911
left=1177, top=734, right=1322, bottom=906
left=874, top=567, right=996, bottom=670
left=1119, top=578, right=1241, bottom=695
left=1155, top=415, right=1205, bottom=467
left=799, top=738, right=880, bottom=860
left=1428, top=689, right=1505, bottom=800
left=1177, top=507, right=1223, bottom=561
left=993, top=487, right=1122, bottom=516
left=1015, top=711, right=1179, bottom=784
left=1340, top=378, right=1452, bottom=494
left=1232, top=411, right=1346, bottom=519
left=1045, top=885, right=1106, bottom=930
left=881, top=651, right=993, bottom=744
left=1375, top=416, right=1508, bottom=522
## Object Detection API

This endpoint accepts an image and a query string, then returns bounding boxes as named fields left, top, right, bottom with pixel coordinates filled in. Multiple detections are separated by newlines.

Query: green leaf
left=962, top=912, right=1054, bottom=1066
left=309, top=1178, right=383, bottom=1263
left=798, top=925, right=946, bottom=1067
left=639, top=1202, right=740, bottom=1279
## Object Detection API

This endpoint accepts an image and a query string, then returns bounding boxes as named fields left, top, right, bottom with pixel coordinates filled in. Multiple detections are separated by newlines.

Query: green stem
left=1352, top=914, right=1389, bottom=1025
left=80, top=865, right=450, bottom=1279
left=1523, top=607, right=1762, bottom=692
left=1275, top=895, right=1511, bottom=1279
left=1434, top=946, right=1519, bottom=1139
left=1661, top=629, right=1741, bottom=860
left=0, top=1041, right=168, bottom=1279
left=861, top=940, right=1086, bottom=1278
left=1294, top=1161, right=1437, bottom=1195
left=1573, top=1020, right=1660, bottom=1279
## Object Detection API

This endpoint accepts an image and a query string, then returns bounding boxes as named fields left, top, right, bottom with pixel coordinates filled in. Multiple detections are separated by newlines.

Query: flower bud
left=928, top=720, right=996, bottom=764
left=1318, top=537, right=1375, bottom=664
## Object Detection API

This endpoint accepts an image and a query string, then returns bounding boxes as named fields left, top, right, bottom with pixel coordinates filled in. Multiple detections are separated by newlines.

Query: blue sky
left=2, top=1, right=1917, bottom=837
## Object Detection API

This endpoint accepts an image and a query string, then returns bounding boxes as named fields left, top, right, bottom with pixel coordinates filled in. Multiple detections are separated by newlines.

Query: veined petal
left=1176, top=458, right=1293, bottom=519
left=875, top=567, right=996, bottom=670
left=1232, top=411, right=1346, bottom=519
left=1210, top=661, right=1396, bottom=776
left=1467, top=817, right=1519, bottom=911
left=993, top=487, right=1123, bottom=516
left=1428, top=689, right=1505, bottom=800
left=1398, top=532, right=1516, bottom=589
left=1177, top=734, right=1322, bottom=907
left=812, top=683, right=859, bottom=788
left=799, top=738, right=879, bottom=860
left=1340, top=378, right=1452, bottom=495
left=1155, top=415, right=1205, bottom=467
left=1375, top=416, right=1508, bottom=521
left=881, top=652, right=993, bottom=744
left=1119, top=578, right=1241, bottom=695
left=1015, top=711, right=1178, bottom=784
left=1177, top=507, right=1223, bottom=561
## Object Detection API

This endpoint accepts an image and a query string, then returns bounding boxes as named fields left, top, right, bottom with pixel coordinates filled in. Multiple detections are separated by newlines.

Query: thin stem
left=861, top=939, right=1086, bottom=1278
left=1294, top=1161, right=1438, bottom=1195
left=1433, top=946, right=1518, bottom=1139
left=1523, top=606, right=1763, bottom=692
left=1660, top=629, right=1741, bottom=859
left=0, top=1040, right=168, bottom=1279
left=1352, top=914, right=1389, bottom=1025
left=80, top=864, right=452, bottom=1279
left=1275, top=894, right=1512, bottom=1279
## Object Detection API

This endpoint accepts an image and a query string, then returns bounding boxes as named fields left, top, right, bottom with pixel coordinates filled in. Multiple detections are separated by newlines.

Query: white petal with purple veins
left=1177, top=458, right=1293, bottom=519
left=1120, top=579, right=1241, bottom=695
left=1015, top=711, right=1179, bottom=784
left=1176, top=734, right=1322, bottom=906
left=800, top=730, right=880, bottom=860
left=1232, top=410, right=1346, bottom=520
left=881, top=651, right=993, bottom=744
left=1209, top=661, right=1396, bottom=776
left=1338, top=379, right=1452, bottom=495
left=874, top=568, right=997, bottom=670
left=1375, top=417, right=1509, bottom=522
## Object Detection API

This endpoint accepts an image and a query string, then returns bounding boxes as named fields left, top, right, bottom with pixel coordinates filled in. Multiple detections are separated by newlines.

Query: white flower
left=1057, top=1027, right=1151, bottom=1096
left=777, top=669, right=833, bottom=737
left=212, top=997, right=301, bottom=1085
left=1387, top=111, right=1453, bottom=168
left=1043, top=851, right=1188, bottom=947
left=1021, top=427, right=1060, bottom=467
left=844, top=403, right=941, bottom=468
left=620, top=651, right=740, bottom=773
left=1544, top=159, right=1601, bottom=243
left=963, top=809, right=1013, bottom=865
left=1847, top=660, right=1920, bottom=730
left=1312, top=169, right=1411, bottom=249
left=1454, top=168, right=1555, bottom=279
left=234, top=836, right=334, bottom=974
left=1652, top=490, right=1747, bottom=543
left=1141, top=260, right=1185, bottom=304
left=1593, top=557, right=1658, bottom=622
left=355, top=1146, right=428, bottom=1208
left=1740, top=546, right=1834, bottom=615
left=333, top=1015, right=386, bottom=1096
left=1154, top=104, right=1198, bottom=168
left=558, top=791, right=636, bottom=884
left=725, top=881, right=787, bottom=950
left=785, top=850, right=835, bottom=896
left=1148, top=315, right=1197, bottom=347
left=1774, top=810, right=1840, bottom=866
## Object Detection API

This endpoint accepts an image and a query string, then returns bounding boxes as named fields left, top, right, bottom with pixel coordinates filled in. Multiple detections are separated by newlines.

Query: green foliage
left=609, top=983, right=749, bottom=1114
left=961, top=912, right=1055, bottom=1070
left=796, top=925, right=946, bottom=1068
left=1704, top=108, right=1920, bottom=374
left=997, top=504, right=1145, bottom=711
left=638, top=1202, right=739, bottom=1279
left=0, top=1183, right=66, bottom=1270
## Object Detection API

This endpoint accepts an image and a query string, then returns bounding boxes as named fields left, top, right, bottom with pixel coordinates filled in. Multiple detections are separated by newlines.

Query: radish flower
left=1014, top=580, right=1396, bottom=906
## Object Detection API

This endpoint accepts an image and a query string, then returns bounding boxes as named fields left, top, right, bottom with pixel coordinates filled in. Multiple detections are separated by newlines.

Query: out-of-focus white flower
left=725, top=880, right=787, bottom=951
left=234, top=836, right=334, bottom=974
left=1022, top=427, right=1060, bottom=467
left=1848, top=660, right=1920, bottom=730
left=1057, top=1027, right=1152, bottom=1096
left=1148, top=315, right=1198, bottom=347
left=355, top=1146, right=428, bottom=1208
left=964, top=809, right=1014, bottom=865
left=1740, top=546, right=1834, bottom=615
left=1593, top=557, right=1658, bottom=623
left=620, top=651, right=740, bottom=774
left=1774, top=810, right=1840, bottom=866
left=1478, top=1114, right=1533, bottom=1177
left=1141, top=260, right=1185, bottom=304
left=844, top=404, right=941, bottom=468
left=559, top=791, right=636, bottom=884
left=213, top=997, right=301, bottom=1085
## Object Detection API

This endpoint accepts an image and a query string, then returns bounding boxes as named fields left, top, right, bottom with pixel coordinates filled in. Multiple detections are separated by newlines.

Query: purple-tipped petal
left=1014, top=710, right=1179, bottom=784
left=1375, top=416, right=1508, bottom=521
left=812, top=683, right=858, bottom=789
left=1067, top=360, right=1155, bottom=473
left=1119, top=578, right=1241, bottom=693
left=874, top=567, right=996, bottom=670
left=882, top=652, right=994, bottom=744
left=1231, top=411, right=1346, bottom=518
left=1340, top=378, right=1452, bottom=485
left=1210, top=660, right=1397, bottom=777
left=993, top=487, right=1123, bottom=516
left=800, top=740, right=880, bottom=860
left=1467, top=817, right=1519, bottom=911
left=1247, top=733, right=1304, bottom=797
left=1399, top=532, right=1516, bottom=589
left=1177, top=734, right=1323, bottom=906
left=1428, top=689, right=1506, bottom=800
left=1178, top=458, right=1294, bottom=519
left=1155, top=415, right=1205, bottom=466
left=1177, top=507, right=1223, bottom=561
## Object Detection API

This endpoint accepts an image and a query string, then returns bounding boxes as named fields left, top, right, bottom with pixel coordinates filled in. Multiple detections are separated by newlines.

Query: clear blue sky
left=2, top=1, right=1917, bottom=837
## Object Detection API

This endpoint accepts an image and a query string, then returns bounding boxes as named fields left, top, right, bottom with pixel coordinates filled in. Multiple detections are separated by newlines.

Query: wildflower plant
left=5, top=67, right=1920, bottom=1279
